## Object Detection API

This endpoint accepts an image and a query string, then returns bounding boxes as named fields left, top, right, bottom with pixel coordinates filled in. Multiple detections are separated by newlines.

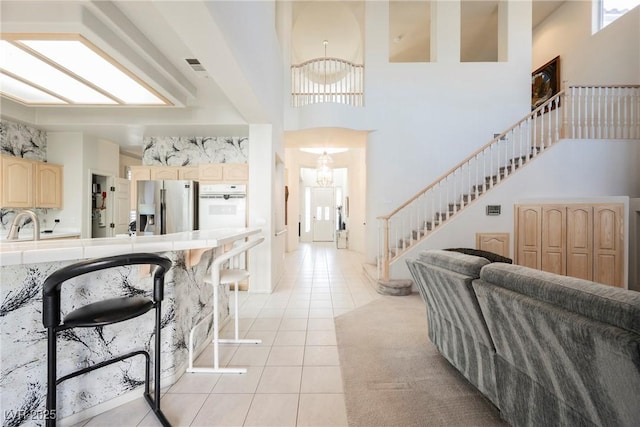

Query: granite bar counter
left=0, top=228, right=262, bottom=426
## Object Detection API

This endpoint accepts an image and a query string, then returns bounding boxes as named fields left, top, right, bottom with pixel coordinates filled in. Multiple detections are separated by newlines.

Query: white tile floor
left=78, top=242, right=380, bottom=426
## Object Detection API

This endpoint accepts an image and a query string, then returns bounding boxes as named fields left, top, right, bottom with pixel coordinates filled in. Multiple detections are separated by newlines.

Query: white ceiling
left=0, top=0, right=565, bottom=153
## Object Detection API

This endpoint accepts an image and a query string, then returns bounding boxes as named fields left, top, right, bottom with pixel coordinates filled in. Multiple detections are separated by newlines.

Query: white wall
left=362, top=0, right=532, bottom=262
left=390, top=138, right=640, bottom=288
left=533, top=2, right=639, bottom=85
left=47, top=133, right=120, bottom=238
left=46, top=132, right=84, bottom=232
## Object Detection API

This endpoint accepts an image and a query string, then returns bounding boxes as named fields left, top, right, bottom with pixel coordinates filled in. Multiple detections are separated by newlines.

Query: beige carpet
left=335, top=293, right=508, bottom=427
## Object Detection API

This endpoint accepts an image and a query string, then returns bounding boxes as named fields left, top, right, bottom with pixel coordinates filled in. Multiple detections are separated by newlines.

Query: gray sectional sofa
left=407, top=249, right=640, bottom=427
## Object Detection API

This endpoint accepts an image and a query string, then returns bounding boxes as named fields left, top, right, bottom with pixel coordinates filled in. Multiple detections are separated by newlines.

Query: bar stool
left=42, top=253, right=172, bottom=427
left=187, top=236, right=265, bottom=374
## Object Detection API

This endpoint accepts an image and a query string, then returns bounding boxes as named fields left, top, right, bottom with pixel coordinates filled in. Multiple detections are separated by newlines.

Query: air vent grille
left=185, top=58, right=206, bottom=72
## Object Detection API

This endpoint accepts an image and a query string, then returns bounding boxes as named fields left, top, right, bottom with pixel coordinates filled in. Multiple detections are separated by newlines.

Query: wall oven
left=199, top=183, right=247, bottom=230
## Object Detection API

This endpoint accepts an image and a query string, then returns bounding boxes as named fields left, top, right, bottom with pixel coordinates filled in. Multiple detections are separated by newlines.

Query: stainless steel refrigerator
left=137, top=180, right=199, bottom=235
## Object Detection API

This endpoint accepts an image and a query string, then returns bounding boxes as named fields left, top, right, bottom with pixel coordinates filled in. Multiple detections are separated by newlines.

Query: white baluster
left=603, top=86, right=609, bottom=138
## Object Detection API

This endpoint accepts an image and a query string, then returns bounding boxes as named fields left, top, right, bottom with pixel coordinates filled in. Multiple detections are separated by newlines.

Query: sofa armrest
left=418, top=249, right=490, bottom=278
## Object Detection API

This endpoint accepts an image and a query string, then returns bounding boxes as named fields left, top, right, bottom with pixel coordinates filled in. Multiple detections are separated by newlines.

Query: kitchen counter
left=0, top=227, right=261, bottom=266
left=0, top=227, right=263, bottom=425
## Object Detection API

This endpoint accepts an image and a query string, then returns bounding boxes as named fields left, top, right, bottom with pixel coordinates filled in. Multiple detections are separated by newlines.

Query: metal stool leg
left=218, top=281, right=261, bottom=345
left=188, top=276, right=246, bottom=374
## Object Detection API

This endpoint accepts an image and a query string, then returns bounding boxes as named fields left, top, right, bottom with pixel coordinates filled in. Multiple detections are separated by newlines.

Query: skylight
left=0, top=35, right=171, bottom=106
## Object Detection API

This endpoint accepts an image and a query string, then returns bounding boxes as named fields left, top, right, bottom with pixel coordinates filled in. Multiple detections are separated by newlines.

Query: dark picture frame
left=531, top=56, right=560, bottom=111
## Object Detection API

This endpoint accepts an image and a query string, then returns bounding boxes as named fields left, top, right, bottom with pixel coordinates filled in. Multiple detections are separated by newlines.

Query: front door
left=312, top=187, right=335, bottom=242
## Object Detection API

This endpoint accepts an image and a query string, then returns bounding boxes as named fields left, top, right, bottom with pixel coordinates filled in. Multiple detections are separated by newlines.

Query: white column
left=248, top=124, right=276, bottom=293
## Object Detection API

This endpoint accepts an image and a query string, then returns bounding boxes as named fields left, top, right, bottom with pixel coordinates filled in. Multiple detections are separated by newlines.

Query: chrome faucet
left=7, top=210, right=40, bottom=241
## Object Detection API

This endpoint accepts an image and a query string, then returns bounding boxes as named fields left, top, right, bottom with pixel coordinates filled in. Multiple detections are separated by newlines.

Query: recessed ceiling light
left=300, top=148, right=349, bottom=155
left=0, top=34, right=171, bottom=106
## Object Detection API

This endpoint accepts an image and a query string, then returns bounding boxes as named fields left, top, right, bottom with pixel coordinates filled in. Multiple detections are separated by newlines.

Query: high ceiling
left=0, top=1, right=565, bottom=154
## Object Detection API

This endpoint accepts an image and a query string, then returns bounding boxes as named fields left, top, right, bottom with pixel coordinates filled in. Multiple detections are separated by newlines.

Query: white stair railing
left=566, top=85, right=640, bottom=139
left=291, top=57, right=364, bottom=107
left=377, top=85, right=640, bottom=281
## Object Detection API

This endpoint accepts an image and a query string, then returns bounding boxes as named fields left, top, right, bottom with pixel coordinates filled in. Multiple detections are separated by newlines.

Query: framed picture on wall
left=531, top=56, right=560, bottom=111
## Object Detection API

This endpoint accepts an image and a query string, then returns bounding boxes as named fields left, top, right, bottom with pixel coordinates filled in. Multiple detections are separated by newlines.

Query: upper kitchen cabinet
left=0, top=155, right=63, bottom=209
left=150, top=166, right=179, bottom=180
left=199, top=164, right=223, bottom=181
left=1, top=155, right=34, bottom=208
left=222, top=163, right=249, bottom=181
left=179, top=166, right=200, bottom=180
left=197, top=163, right=249, bottom=182
left=130, top=166, right=151, bottom=182
left=36, top=163, right=63, bottom=208
left=198, top=163, right=249, bottom=181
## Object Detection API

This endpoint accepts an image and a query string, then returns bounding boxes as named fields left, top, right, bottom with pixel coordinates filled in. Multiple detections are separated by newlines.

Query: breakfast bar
left=0, top=228, right=261, bottom=426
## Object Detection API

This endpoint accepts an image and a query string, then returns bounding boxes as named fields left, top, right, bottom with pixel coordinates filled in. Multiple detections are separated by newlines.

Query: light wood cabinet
left=150, top=166, right=178, bottom=180
left=541, top=205, right=566, bottom=275
left=199, top=164, right=223, bottom=180
left=1, top=155, right=63, bottom=208
left=593, top=204, right=624, bottom=286
left=36, top=163, right=63, bottom=208
left=476, top=233, right=510, bottom=258
left=1, top=156, right=34, bottom=208
left=566, top=205, right=593, bottom=280
left=179, top=166, right=200, bottom=180
left=515, top=203, right=624, bottom=287
left=222, top=163, right=249, bottom=181
left=515, top=205, right=542, bottom=269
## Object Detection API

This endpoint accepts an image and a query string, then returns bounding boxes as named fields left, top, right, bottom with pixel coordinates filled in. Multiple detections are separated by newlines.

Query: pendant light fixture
left=316, top=151, right=334, bottom=187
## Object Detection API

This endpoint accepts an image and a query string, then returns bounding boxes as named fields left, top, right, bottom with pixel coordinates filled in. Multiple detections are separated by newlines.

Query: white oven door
left=199, top=195, right=246, bottom=229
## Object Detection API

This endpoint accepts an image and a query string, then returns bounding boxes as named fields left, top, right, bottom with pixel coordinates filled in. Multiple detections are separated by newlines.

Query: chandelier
left=316, top=151, right=334, bottom=187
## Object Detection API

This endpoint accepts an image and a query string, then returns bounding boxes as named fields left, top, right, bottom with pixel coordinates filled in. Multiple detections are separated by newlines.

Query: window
left=598, top=0, right=640, bottom=30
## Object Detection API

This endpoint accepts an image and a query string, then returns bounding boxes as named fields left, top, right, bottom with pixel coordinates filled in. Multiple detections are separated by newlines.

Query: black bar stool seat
left=62, top=296, right=154, bottom=329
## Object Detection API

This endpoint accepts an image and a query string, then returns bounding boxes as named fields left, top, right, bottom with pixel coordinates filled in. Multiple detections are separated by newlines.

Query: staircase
left=374, top=85, right=640, bottom=288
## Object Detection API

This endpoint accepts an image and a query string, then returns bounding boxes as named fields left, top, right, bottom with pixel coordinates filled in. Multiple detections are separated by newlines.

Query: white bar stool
left=187, top=236, right=264, bottom=374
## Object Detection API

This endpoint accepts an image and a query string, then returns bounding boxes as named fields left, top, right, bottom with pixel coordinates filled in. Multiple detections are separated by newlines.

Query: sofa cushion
left=480, top=263, right=640, bottom=335
left=418, top=249, right=490, bottom=278
left=445, top=247, right=513, bottom=264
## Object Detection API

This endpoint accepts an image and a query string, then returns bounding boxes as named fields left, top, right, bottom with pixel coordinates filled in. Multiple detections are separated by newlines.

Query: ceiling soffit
left=0, top=1, right=196, bottom=107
